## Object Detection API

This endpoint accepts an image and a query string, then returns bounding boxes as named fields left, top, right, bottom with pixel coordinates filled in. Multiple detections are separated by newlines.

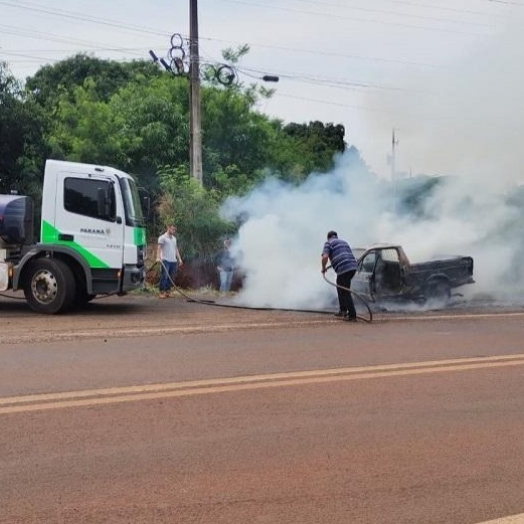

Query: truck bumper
left=121, top=264, right=145, bottom=291
left=0, top=262, right=11, bottom=291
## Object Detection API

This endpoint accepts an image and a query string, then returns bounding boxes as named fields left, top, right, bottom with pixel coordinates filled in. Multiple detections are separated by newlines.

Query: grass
left=130, top=282, right=237, bottom=299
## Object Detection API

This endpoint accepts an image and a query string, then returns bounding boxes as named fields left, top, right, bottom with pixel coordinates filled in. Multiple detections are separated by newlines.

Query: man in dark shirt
left=321, top=230, right=358, bottom=321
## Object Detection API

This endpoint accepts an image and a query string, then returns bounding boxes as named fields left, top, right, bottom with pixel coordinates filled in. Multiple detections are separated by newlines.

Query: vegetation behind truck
left=0, top=160, right=146, bottom=313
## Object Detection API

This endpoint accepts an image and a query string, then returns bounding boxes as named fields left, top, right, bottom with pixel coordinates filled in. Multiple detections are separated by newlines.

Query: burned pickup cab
left=351, top=244, right=474, bottom=304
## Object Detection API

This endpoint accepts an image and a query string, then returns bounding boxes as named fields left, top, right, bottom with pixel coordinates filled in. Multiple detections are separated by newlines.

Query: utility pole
left=391, top=128, right=399, bottom=213
left=189, top=0, right=203, bottom=185
left=391, top=128, right=397, bottom=183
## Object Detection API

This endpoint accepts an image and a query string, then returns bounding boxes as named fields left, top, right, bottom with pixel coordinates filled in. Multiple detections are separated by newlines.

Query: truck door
left=48, top=173, right=125, bottom=270
left=374, top=248, right=402, bottom=298
left=353, top=251, right=377, bottom=299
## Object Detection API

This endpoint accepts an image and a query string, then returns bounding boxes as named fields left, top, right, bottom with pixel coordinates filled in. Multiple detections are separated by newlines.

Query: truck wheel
left=426, top=280, right=451, bottom=305
left=24, top=258, right=76, bottom=314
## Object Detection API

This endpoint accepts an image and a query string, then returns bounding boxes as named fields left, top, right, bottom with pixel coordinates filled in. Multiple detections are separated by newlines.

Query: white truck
left=0, top=160, right=146, bottom=314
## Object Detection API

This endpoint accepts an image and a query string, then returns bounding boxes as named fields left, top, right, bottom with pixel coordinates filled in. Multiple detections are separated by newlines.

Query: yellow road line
left=475, top=514, right=524, bottom=523
left=2, top=354, right=524, bottom=415
left=386, top=312, right=524, bottom=321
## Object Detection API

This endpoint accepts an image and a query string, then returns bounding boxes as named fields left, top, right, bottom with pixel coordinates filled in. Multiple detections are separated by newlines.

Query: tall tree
left=48, top=77, right=138, bottom=167
left=0, top=62, right=48, bottom=196
left=201, top=86, right=276, bottom=188
left=25, top=54, right=161, bottom=108
left=281, top=121, right=346, bottom=174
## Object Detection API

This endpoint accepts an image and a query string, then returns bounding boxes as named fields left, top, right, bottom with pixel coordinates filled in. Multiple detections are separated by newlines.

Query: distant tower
left=391, top=128, right=398, bottom=183
left=391, top=128, right=399, bottom=213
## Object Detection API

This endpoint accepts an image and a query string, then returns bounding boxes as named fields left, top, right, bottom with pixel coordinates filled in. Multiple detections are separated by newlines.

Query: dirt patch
left=1, top=290, right=523, bottom=344
left=0, top=292, right=331, bottom=343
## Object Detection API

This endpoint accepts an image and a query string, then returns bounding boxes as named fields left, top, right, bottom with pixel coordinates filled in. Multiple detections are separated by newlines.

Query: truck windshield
left=119, top=177, right=144, bottom=227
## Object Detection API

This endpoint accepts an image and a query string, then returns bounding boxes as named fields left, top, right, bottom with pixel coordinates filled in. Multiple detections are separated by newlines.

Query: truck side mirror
left=142, top=196, right=151, bottom=221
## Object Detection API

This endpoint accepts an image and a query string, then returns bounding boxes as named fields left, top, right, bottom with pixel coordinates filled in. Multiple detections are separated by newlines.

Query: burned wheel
left=425, top=280, right=451, bottom=305
left=23, top=258, right=76, bottom=314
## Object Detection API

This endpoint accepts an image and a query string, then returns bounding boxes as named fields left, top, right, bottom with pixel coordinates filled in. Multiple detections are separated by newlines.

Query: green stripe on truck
left=41, top=221, right=110, bottom=269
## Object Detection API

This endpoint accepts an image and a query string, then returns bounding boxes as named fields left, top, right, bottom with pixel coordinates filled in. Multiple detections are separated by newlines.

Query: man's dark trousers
left=336, top=269, right=357, bottom=319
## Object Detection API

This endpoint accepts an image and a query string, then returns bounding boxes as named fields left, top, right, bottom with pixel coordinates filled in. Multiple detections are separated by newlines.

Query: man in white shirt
left=157, top=224, right=183, bottom=298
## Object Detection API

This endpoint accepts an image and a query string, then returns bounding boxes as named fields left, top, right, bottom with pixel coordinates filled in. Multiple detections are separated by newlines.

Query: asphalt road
left=1, top=294, right=524, bottom=524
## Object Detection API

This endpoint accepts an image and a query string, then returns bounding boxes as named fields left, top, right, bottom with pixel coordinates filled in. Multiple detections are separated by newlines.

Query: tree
left=23, top=54, right=351, bottom=199
left=397, top=175, right=445, bottom=218
left=25, top=54, right=162, bottom=108
left=201, top=86, right=277, bottom=189
left=0, top=62, right=49, bottom=196
left=281, top=121, right=346, bottom=174
left=156, top=165, right=235, bottom=263
left=8, top=52, right=354, bottom=226
left=109, top=74, right=190, bottom=187
left=47, top=78, right=139, bottom=167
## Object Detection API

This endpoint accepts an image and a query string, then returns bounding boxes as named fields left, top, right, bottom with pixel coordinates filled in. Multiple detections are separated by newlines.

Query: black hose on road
left=155, top=260, right=374, bottom=323
left=0, top=261, right=374, bottom=323
left=322, top=270, right=373, bottom=323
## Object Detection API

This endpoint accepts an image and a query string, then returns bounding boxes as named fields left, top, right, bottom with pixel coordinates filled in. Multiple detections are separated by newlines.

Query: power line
left=198, top=36, right=447, bottom=69
left=0, top=24, right=112, bottom=50
left=270, top=92, right=450, bottom=121
left=0, top=30, right=455, bottom=99
left=263, top=0, right=496, bottom=26
left=273, top=92, right=377, bottom=111
left=1, top=47, right=149, bottom=53
left=288, top=0, right=511, bottom=18
left=0, top=0, right=509, bottom=94
left=224, top=0, right=495, bottom=35
left=0, top=51, right=59, bottom=63
left=1, top=0, right=474, bottom=74
left=0, top=28, right=453, bottom=77
left=479, top=0, right=524, bottom=5
left=236, top=64, right=417, bottom=93
left=0, top=22, right=147, bottom=58
left=0, top=0, right=168, bottom=37
left=269, top=92, right=416, bottom=116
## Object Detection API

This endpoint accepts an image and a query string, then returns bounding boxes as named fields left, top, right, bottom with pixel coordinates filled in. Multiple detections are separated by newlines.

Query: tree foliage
left=201, top=86, right=277, bottom=189
left=282, top=121, right=346, bottom=173
left=25, top=53, right=162, bottom=108
left=1, top=53, right=357, bottom=283
left=0, top=62, right=49, bottom=196
left=48, top=77, right=139, bottom=166
left=156, top=165, right=235, bottom=262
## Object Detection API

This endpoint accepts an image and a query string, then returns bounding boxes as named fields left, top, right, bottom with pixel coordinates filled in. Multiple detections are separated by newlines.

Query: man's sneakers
left=158, top=292, right=168, bottom=299
left=344, top=316, right=358, bottom=323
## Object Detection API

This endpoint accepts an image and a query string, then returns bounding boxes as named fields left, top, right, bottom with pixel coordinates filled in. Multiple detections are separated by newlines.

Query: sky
left=2, top=0, right=524, bottom=180
left=2, top=0, right=524, bottom=310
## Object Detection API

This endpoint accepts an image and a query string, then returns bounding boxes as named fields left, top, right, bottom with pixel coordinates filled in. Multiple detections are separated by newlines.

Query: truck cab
left=352, top=245, right=408, bottom=302
left=1, top=160, right=146, bottom=313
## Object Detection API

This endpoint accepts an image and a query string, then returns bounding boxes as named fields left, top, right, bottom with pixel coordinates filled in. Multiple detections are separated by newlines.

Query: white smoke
left=220, top=16, right=524, bottom=310
left=221, top=151, right=524, bottom=310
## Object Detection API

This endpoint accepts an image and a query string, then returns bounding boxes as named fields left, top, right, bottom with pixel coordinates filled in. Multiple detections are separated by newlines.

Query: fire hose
left=155, top=260, right=373, bottom=323
left=0, top=261, right=373, bottom=322
left=322, top=267, right=373, bottom=323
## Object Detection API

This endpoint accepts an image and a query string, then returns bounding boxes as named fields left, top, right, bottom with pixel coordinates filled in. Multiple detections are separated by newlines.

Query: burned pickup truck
left=351, top=244, right=474, bottom=305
